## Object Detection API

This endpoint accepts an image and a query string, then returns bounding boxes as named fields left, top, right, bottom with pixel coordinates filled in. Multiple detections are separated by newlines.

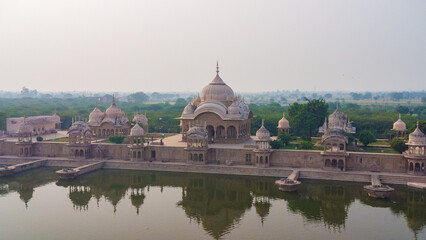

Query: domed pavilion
left=392, top=114, right=407, bottom=138
left=277, top=113, right=290, bottom=134
left=128, top=123, right=145, bottom=162
left=253, top=120, right=272, bottom=168
left=404, top=121, right=426, bottom=175
left=88, top=96, right=131, bottom=138
left=320, top=105, right=355, bottom=171
left=179, top=63, right=252, bottom=143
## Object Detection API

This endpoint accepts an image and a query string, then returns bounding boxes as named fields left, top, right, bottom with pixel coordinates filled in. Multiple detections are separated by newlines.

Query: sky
left=0, top=0, right=425, bottom=93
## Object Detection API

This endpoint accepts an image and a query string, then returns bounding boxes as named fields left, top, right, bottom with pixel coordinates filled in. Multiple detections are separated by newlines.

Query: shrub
left=36, top=136, right=43, bottom=142
left=270, top=140, right=283, bottom=149
left=359, top=130, right=376, bottom=147
left=109, top=135, right=126, bottom=144
left=390, top=139, right=408, bottom=154
left=278, top=132, right=293, bottom=146
left=299, top=140, right=314, bottom=149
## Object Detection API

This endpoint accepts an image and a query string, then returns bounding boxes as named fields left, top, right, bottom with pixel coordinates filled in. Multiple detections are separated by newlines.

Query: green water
left=0, top=168, right=425, bottom=240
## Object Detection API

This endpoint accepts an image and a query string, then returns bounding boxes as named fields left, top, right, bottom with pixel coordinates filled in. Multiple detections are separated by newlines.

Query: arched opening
left=133, top=151, right=136, bottom=158
left=194, top=154, right=198, bottom=162
left=409, top=162, right=414, bottom=171
left=338, top=160, right=344, bottom=170
left=339, top=144, right=344, bottom=151
left=75, top=149, right=79, bottom=157
left=325, top=159, right=331, bottom=167
left=216, top=125, right=225, bottom=138
left=80, top=149, right=84, bottom=157
left=189, top=154, right=193, bottom=161
left=206, top=125, right=215, bottom=139
left=138, top=151, right=141, bottom=159
left=260, top=156, right=263, bottom=164
left=332, top=159, right=337, bottom=168
left=415, top=163, right=420, bottom=172
left=199, top=154, right=203, bottom=162
left=227, top=126, right=237, bottom=138
left=265, top=156, right=268, bottom=164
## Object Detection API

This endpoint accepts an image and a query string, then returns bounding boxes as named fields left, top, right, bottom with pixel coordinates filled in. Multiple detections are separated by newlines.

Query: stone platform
left=0, top=156, right=425, bottom=185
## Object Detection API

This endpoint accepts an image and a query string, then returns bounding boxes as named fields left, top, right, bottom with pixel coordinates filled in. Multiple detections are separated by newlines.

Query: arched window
left=227, top=126, right=237, bottom=138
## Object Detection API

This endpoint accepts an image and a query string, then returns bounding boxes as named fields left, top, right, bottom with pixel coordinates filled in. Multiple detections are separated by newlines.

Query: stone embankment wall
left=0, top=141, right=407, bottom=173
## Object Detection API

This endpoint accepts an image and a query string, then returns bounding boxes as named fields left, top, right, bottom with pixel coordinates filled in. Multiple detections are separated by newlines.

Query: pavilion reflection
left=0, top=168, right=424, bottom=239
left=0, top=168, right=58, bottom=208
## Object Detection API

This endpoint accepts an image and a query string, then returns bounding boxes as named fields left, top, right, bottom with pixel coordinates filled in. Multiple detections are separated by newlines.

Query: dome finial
left=399, top=113, right=401, bottom=119
left=262, top=119, right=264, bottom=126
left=216, top=61, right=219, bottom=75
left=417, top=120, right=420, bottom=128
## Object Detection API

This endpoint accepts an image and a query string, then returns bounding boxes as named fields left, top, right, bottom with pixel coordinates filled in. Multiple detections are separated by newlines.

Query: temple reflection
left=0, top=168, right=424, bottom=239
left=0, top=168, right=58, bottom=208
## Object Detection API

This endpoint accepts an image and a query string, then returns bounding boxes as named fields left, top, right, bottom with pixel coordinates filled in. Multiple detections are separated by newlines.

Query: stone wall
left=346, top=152, right=406, bottom=173
left=0, top=141, right=408, bottom=173
left=271, top=150, right=323, bottom=168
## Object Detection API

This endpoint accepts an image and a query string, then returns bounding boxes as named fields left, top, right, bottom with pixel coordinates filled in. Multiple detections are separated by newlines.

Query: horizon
left=1, top=0, right=425, bottom=92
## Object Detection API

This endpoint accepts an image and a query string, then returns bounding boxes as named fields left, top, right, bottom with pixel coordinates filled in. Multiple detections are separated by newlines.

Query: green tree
left=359, top=130, right=376, bottom=146
left=287, top=98, right=328, bottom=140
left=396, top=106, right=409, bottom=114
left=127, top=92, right=149, bottom=103
left=390, top=139, right=408, bottom=154
left=278, top=132, right=292, bottom=146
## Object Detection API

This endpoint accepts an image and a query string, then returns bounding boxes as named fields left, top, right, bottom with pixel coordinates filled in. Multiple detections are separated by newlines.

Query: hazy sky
left=0, top=0, right=425, bottom=93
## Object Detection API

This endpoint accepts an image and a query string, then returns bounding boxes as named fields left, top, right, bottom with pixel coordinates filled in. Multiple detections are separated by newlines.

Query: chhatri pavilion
left=88, top=96, right=131, bottom=138
left=179, top=63, right=252, bottom=143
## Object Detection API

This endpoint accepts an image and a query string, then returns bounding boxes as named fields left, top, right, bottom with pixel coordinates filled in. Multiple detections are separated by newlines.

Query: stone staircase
left=299, top=170, right=371, bottom=183
left=379, top=174, right=426, bottom=185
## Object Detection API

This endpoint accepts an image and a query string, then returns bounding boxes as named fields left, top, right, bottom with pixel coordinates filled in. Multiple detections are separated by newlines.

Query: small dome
left=227, top=101, right=240, bottom=115
left=408, top=122, right=426, bottom=145
left=186, top=125, right=208, bottom=139
left=17, top=119, right=32, bottom=134
left=278, top=113, right=290, bottom=129
left=133, top=113, right=148, bottom=126
left=89, top=106, right=104, bottom=124
left=68, top=121, right=91, bottom=135
left=192, top=94, right=201, bottom=106
left=392, top=114, right=406, bottom=132
left=182, top=102, right=195, bottom=116
left=256, top=120, right=271, bottom=141
left=130, top=124, right=145, bottom=137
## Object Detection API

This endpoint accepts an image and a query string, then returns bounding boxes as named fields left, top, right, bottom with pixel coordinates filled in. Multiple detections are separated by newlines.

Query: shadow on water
left=1, top=168, right=425, bottom=239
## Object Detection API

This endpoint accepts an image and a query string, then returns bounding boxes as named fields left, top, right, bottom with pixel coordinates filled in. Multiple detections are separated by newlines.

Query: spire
left=399, top=113, right=401, bottom=119
left=261, top=119, right=264, bottom=126
left=216, top=61, right=219, bottom=75
left=283, top=112, right=285, bottom=118
left=336, top=102, right=339, bottom=110
left=95, top=102, right=98, bottom=108
left=417, top=120, right=419, bottom=129
left=112, top=94, right=115, bottom=105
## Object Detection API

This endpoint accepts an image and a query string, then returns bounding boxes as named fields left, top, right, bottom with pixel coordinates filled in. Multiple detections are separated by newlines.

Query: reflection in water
left=0, top=168, right=425, bottom=239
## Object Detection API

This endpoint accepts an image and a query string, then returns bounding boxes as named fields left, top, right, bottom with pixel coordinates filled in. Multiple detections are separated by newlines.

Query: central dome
left=200, top=64, right=234, bottom=105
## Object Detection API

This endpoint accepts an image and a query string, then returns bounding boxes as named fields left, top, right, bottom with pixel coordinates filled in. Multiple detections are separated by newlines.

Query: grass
left=54, top=138, right=69, bottom=142
left=369, top=142, right=390, bottom=146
